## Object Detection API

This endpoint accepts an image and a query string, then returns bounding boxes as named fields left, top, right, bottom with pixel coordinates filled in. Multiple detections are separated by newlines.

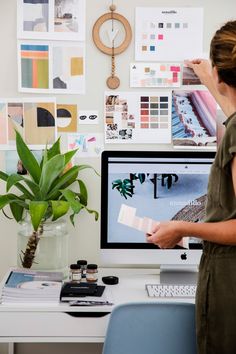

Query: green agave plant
left=0, top=131, right=98, bottom=269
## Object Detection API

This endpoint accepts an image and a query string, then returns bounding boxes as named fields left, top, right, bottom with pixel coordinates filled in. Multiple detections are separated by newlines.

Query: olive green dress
left=196, top=112, right=236, bottom=354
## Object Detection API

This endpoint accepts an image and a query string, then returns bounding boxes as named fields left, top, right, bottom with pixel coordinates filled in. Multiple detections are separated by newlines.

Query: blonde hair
left=210, top=21, right=236, bottom=87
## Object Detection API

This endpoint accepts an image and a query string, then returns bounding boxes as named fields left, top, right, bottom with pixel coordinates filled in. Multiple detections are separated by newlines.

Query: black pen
left=69, top=300, right=114, bottom=306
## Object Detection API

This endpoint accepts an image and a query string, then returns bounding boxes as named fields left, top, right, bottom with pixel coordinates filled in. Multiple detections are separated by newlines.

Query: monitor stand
left=160, top=265, right=198, bottom=285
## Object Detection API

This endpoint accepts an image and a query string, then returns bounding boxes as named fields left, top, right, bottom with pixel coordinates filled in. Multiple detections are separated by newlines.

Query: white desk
left=0, top=268, right=192, bottom=354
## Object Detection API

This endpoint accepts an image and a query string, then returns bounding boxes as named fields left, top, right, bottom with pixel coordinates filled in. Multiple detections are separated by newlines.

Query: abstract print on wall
left=20, top=43, right=49, bottom=89
left=17, top=0, right=86, bottom=41
left=172, top=90, right=217, bottom=149
left=57, top=104, right=77, bottom=132
left=18, top=41, right=85, bottom=93
left=0, top=98, right=56, bottom=149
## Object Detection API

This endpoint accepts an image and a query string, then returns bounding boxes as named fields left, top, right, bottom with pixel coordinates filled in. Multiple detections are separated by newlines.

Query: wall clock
left=92, top=4, right=132, bottom=89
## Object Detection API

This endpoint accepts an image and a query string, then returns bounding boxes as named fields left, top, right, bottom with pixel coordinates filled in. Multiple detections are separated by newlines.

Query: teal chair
left=102, top=302, right=197, bottom=354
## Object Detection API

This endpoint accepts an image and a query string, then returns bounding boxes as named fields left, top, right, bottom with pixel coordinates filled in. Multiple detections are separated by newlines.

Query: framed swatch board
left=135, top=7, right=203, bottom=61
left=104, top=91, right=172, bottom=144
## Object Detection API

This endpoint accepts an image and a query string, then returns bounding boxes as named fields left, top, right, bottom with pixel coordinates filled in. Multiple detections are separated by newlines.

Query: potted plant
left=0, top=131, right=98, bottom=272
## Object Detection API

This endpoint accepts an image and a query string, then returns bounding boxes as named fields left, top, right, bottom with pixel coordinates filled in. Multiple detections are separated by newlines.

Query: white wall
left=0, top=0, right=235, bottom=353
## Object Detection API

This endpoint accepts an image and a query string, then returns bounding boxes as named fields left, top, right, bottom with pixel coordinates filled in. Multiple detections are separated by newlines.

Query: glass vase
left=17, top=217, right=69, bottom=277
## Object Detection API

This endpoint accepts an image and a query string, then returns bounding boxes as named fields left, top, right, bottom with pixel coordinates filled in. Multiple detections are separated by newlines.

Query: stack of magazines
left=1, top=269, right=63, bottom=304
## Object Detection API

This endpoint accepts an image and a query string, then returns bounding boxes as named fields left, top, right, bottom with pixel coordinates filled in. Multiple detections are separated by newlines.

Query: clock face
left=92, top=12, right=132, bottom=56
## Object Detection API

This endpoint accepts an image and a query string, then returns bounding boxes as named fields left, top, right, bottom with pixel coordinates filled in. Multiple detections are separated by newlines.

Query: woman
left=146, top=21, right=236, bottom=354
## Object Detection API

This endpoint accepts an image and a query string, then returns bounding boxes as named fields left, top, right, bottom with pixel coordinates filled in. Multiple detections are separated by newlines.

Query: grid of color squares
left=141, top=22, right=189, bottom=53
left=130, top=63, right=181, bottom=87
left=140, top=95, right=169, bottom=129
left=20, top=44, right=49, bottom=89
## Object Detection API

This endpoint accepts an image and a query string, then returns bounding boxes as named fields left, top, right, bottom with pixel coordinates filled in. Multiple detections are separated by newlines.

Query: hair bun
left=232, top=43, right=236, bottom=65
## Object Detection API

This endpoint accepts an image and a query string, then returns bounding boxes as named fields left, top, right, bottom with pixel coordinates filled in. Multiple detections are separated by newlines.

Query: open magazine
left=1, top=269, right=63, bottom=303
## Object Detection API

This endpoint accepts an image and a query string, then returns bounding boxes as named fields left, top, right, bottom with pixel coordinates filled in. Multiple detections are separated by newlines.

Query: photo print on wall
left=172, top=90, right=217, bottom=149
left=17, top=0, right=86, bottom=41
left=105, top=91, right=172, bottom=144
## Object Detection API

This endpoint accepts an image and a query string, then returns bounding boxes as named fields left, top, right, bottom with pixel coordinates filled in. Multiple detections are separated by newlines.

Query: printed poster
left=17, top=0, right=86, bottom=41
left=18, top=40, right=85, bottom=94
left=135, top=7, right=203, bottom=61
left=68, top=133, right=104, bottom=157
left=105, top=91, right=172, bottom=144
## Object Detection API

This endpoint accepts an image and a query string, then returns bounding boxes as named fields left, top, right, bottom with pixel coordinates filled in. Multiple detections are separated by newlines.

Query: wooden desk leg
left=8, top=343, right=14, bottom=354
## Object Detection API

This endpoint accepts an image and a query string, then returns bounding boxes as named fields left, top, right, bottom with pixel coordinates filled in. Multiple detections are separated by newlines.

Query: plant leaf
left=78, top=164, right=100, bottom=176
left=0, top=194, right=28, bottom=210
left=7, top=174, right=40, bottom=198
left=0, top=171, right=9, bottom=182
left=29, top=201, right=48, bottom=231
left=47, top=137, right=61, bottom=160
left=85, top=206, right=99, bottom=221
left=46, top=166, right=79, bottom=200
left=39, top=155, right=65, bottom=197
left=51, top=200, right=70, bottom=221
left=64, top=149, right=78, bottom=166
left=10, top=203, right=24, bottom=222
left=15, top=130, right=41, bottom=183
left=60, top=190, right=84, bottom=214
left=77, top=179, right=88, bottom=206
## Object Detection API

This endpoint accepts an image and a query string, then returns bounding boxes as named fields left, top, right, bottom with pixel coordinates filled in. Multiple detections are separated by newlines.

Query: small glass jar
left=77, top=260, right=87, bottom=279
left=86, top=264, right=98, bottom=283
left=69, top=264, right=81, bottom=282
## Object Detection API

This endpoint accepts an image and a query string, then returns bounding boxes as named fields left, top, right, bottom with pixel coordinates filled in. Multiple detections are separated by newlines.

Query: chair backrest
left=102, top=302, right=197, bottom=354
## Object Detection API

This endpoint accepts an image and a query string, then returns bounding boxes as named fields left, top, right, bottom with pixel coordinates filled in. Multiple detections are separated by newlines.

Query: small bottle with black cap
left=77, top=260, right=87, bottom=279
left=86, top=264, right=98, bottom=283
left=69, top=264, right=81, bottom=282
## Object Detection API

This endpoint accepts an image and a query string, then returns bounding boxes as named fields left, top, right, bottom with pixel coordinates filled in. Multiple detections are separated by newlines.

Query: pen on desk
left=69, top=300, right=114, bottom=306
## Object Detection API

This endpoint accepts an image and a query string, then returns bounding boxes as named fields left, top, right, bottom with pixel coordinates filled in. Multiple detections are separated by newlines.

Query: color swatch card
left=18, top=40, right=85, bottom=94
left=17, top=0, right=86, bottom=41
left=105, top=91, right=172, bottom=144
left=135, top=7, right=203, bottom=61
left=130, top=63, right=181, bottom=88
left=172, top=90, right=217, bottom=149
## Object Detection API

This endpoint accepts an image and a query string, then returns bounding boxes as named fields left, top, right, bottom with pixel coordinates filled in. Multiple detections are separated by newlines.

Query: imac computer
left=100, top=150, right=215, bottom=283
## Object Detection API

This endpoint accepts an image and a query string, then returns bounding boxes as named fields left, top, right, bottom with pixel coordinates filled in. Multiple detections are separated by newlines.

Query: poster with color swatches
left=172, top=90, right=217, bottom=149
left=18, top=41, right=85, bottom=94
left=135, top=7, right=203, bottom=61
left=105, top=91, right=171, bottom=144
left=130, top=63, right=181, bottom=88
left=0, top=98, right=56, bottom=149
left=17, top=0, right=86, bottom=41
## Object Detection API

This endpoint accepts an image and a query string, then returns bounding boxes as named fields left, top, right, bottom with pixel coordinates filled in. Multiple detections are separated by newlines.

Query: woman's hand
left=184, top=59, right=213, bottom=87
left=146, top=221, right=183, bottom=249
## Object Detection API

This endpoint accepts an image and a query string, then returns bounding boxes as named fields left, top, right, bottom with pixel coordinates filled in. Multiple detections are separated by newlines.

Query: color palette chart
left=130, top=63, right=181, bottom=87
left=140, top=95, right=169, bottom=129
left=135, top=7, right=203, bottom=61
left=105, top=91, right=171, bottom=144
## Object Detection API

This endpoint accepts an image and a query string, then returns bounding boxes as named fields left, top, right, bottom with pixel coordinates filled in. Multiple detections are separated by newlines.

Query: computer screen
left=100, top=150, right=215, bottom=268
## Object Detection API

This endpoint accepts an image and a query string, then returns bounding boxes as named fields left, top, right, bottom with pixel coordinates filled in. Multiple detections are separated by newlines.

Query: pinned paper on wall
left=105, top=91, right=172, bottom=144
left=18, top=41, right=85, bottom=94
left=0, top=98, right=56, bottom=150
left=172, top=90, right=217, bottom=149
left=78, top=110, right=99, bottom=125
left=17, top=0, right=86, bottom=41
left=130, top=63, right=181, bottom=88
left=67, top=133, right=104, bottom=157
left=135, top=7, right=203, bottom=61
left=57, top=103, right=77, bottom=132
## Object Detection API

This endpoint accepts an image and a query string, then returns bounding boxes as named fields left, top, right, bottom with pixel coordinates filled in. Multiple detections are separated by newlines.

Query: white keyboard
left=146, top=284, right=197, bottom=298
